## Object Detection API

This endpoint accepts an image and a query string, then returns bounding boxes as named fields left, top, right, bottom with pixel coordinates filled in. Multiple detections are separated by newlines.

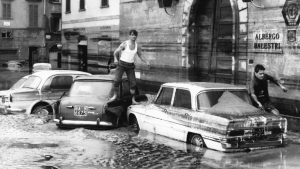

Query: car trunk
left=59, top=96, right=106, bottom=121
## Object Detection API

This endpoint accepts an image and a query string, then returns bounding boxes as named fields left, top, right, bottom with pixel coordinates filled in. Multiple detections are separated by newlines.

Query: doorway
left=29, top=46, right=39, bottom=73
left=188, top=0, right=237, bottom=83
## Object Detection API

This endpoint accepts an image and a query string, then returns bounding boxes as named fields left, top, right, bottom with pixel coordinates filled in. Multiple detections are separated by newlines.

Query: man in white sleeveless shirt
left=110, top=29, right=149, bottom=101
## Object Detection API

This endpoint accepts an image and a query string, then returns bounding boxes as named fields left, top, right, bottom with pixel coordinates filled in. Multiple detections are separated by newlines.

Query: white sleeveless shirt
left=119, top=40, right=138, bottom=63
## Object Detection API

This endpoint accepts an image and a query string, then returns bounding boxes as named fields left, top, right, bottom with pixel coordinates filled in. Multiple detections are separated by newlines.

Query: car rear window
left=197, top=90, right=251, bottom=110
left=69, top=81, right=113, bottom=98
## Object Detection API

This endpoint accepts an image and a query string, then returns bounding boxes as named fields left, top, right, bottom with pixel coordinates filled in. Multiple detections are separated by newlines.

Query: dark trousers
left=114, top=61, right=136, bottom=93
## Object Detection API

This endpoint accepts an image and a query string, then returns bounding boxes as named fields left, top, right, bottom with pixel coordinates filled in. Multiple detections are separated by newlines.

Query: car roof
left=74, top=74, right=126, bottom=81
left=31, top=70, right=91, bottom=78
left=162, top=82, right=247, bottom=91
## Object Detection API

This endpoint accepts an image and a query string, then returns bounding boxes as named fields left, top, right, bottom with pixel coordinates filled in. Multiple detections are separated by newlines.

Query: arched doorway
left=185, top=0, right=238, bottom=83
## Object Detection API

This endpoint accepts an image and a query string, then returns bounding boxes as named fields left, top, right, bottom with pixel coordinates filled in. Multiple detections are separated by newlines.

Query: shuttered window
left=29, top=4, right=38, bottom=27
left=66, top=0, right=71, bottom=13
left=101, top=0, right=109, bottom=8
left=2, top=3, right=11, bottom=19
left=79, top=0, right=85, bottom=10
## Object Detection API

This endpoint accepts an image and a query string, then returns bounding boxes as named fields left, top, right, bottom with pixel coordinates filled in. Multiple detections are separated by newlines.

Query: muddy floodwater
left=1, top=114, right=300, bottom=169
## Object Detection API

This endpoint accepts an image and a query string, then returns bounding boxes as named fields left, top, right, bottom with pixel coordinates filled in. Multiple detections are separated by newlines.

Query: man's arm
left=266, top=74, right=288, bottom=92
left=249, top=80, right=263, bottom=108
left=113, top=42, right=127, bottom=63
left=136, top=45, right=149, bottom=66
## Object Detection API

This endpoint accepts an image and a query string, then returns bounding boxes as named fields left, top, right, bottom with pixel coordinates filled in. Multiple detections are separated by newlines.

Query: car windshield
left=22, top=76, right=42, bottom=89
left=10, top=77, right=27, bottom=90
left=197, top=90, right=251, bottom=110
left=69, top=81, right=113, bottom=98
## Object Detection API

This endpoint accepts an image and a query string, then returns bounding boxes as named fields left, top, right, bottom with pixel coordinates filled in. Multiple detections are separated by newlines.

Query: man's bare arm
left=251, top=93, right=263, bottom=108
left=137, top=46, right=149, bottom=65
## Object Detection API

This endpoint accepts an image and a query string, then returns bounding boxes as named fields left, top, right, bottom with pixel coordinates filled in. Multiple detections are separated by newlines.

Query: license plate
left=74, top=105, right=88, bottom=116
left=265, top=131, right=272, bottom=135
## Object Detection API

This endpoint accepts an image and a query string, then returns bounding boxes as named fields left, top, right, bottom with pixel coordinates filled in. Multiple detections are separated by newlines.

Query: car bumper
left=0, top=105, right=25, bottom=114
left=54, top=119, right=113, bottom=127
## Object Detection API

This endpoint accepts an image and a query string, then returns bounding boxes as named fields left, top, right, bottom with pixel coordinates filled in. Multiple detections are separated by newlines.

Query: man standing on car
left=109, top=29, right=149, bottom=101
left=249, top=64, right=288, bottom=115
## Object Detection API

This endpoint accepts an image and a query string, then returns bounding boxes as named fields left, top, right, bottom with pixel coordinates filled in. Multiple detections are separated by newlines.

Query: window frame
left=79, top=0, right=85, bottom=11
left=29, top=4, right=39, bottom=28
left=2, top=2, right=11, bottom=19
left=173, top=88, right=192, bottom=110
left=65, top=0, right=71, bottom=13
left=100, top=0, right=109, bottom=8
left=154, top=86, right=174, bottom=106
left=1, top=29, right=13, bottom=39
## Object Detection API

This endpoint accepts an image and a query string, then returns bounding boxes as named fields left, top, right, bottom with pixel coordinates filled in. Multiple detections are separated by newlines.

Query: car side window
left=155, top=87, right=173, bottom=106
left=173, top=89, right=191, bottom=109
left=50, top=76, right=73, bottom=90
left=122, top=80, right=130, bottom=96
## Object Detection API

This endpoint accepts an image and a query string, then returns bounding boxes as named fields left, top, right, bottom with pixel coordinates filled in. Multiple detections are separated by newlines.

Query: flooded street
left=1, top=114, right=300, bottom=169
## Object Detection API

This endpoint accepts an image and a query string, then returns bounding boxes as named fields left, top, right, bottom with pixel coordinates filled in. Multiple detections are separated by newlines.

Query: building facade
left=119, top=0, right=300, bottom=117
left=61, top=0, right=120, bottom=74
left=0, top=0, right=61, bottom=89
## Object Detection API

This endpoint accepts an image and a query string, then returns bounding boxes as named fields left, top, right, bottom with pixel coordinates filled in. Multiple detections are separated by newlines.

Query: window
left=49, top=0, right=61, bottom=3
left=50, top=76, right=73, bottom=90
left=66, top=0, right=71, bottom=13
left=101, top=0, right=109, bottom=8
left=197, top=90, right=252, bottom=110
left=29, top=4, right=38, bottom=27
left=79, top=0, right=85, bottom=11
left=155, top=87, right=173, bottom=106
left=2, top=2, right=11, bottom=19
left=173, top=89, right=191, bottom=109
left=1, top=29, right=13, bottom=38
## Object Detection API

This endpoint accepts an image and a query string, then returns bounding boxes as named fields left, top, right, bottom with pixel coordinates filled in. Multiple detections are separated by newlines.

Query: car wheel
left=32, top=105, right=52, bottom=121
left=189, top=134, right=205, bottom=151
left=130, top=116, right=140, bottom=134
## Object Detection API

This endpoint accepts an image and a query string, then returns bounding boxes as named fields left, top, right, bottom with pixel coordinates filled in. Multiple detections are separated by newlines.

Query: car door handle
left=88, top=106, right=96, bottom=110
left=66, top=105, right=74, bottom=109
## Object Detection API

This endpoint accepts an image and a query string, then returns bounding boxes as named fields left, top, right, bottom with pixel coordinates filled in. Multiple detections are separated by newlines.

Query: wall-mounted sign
left=3, top=21, right=10, bottom=26
left=282, top=0, right=300, bottom=26
left=253, top=30, right=282, bottom=51
left=287, top=29, right=297, bottom=42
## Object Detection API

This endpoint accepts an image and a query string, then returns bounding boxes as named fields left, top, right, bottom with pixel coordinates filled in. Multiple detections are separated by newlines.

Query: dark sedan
left=54, top=75, right=136, bottom=128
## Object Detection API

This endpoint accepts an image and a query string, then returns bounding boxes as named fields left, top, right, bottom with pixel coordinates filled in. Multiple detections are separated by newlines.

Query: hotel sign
left=253, top=31, right=283, bottom=52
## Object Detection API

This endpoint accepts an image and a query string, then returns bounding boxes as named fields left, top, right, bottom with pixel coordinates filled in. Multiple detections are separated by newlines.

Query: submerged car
left=0, top=70, right=91, bottom=115
left=127, top=82, right=287, bottom=152
left=54, top=75, right=145, bottom=128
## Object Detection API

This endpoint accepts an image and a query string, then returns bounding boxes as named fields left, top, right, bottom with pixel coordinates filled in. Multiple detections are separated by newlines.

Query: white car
left=0, top=70, right=91, bottom=116
left=127, top=82, right=287, bottom=152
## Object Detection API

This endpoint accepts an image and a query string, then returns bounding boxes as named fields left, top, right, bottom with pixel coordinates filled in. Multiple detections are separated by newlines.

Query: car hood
left=206, top=91, right=282, bottom=121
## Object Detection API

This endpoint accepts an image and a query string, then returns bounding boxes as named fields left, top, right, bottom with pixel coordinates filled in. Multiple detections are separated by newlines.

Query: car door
left=167, top=88, right=193, bottom=142
left=41, top=75, right=74, bottom=102
left=144, top=86, right=174, bottom=135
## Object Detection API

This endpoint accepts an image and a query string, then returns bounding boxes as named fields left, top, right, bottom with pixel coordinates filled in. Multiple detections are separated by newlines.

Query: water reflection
left=115, top=130, right=300, bottom=169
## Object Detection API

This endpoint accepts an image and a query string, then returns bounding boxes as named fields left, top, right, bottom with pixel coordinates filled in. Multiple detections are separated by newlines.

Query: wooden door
left=193, top=0, right=236, bottom=83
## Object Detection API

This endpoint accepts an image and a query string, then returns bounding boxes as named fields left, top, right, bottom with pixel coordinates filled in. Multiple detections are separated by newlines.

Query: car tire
left=130, top=116, right=140, bottom=134
left=32, top=105, right=52, bottom=121
left=189, top=134, right=205, bottom=151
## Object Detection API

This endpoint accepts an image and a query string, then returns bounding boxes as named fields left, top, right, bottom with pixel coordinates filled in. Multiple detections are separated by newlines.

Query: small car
left=127, top=82, right=287, bottom=152
left=54, top=75, right=143, bottom=128
left=0, top=70, right=91, bottom=116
